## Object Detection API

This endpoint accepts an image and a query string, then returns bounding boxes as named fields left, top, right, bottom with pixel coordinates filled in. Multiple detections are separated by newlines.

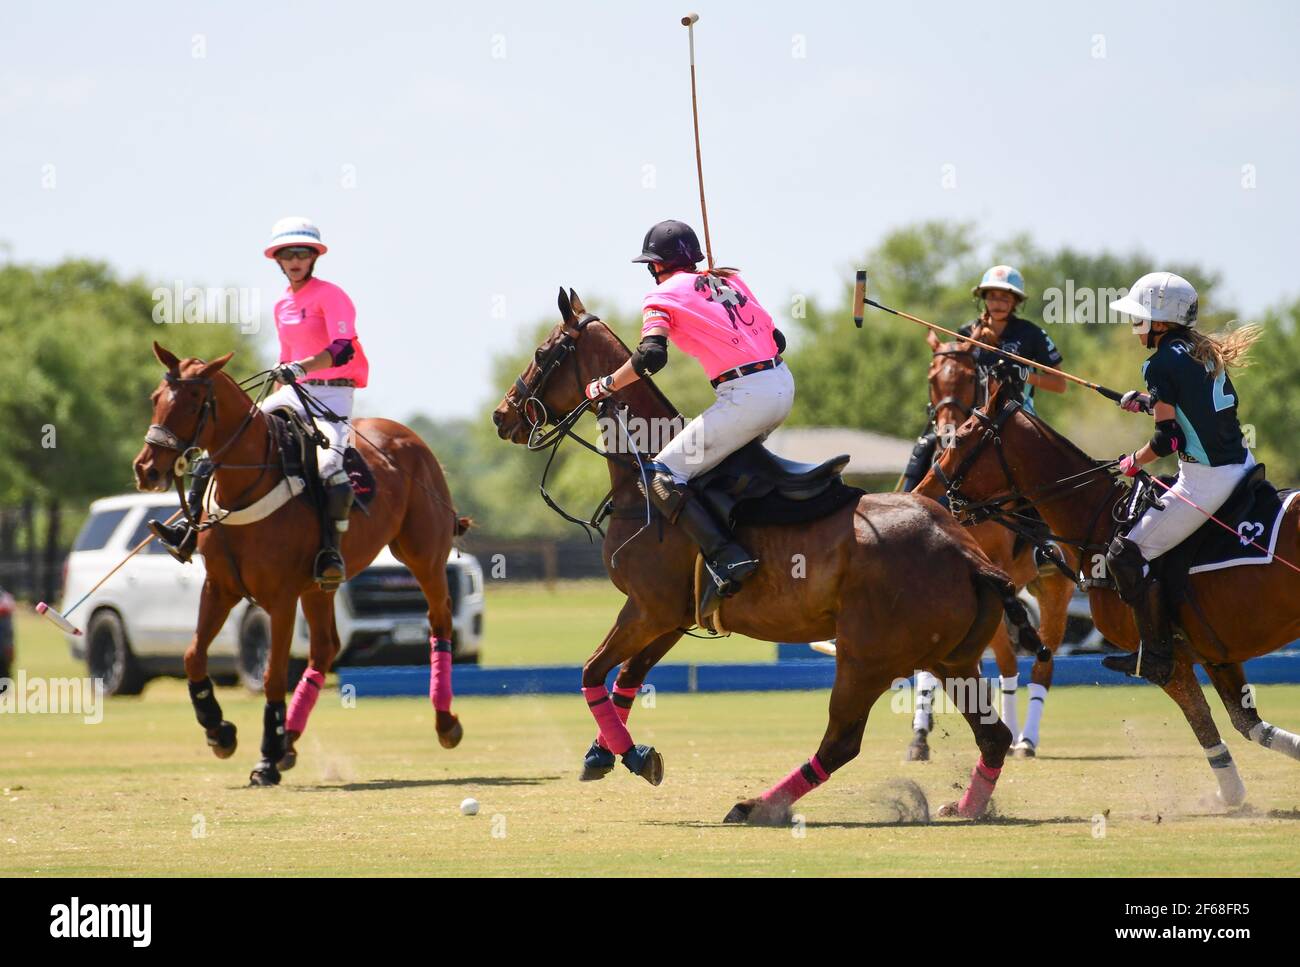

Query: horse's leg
left=580, top=601, right=674, bottom=785
left=1157, top=659, right=1246, bottom=806
left=906, top=670, right=939, bottom=762
left=1206, top=661, right=1300, bottom=770
left=391, top=537, right=462, bottom=749
left=280, top=589, right=338, bottom=770
left=938, top=660, right=1013, bottom=818
left=184, top=583, right=241, bottom=759
left=725, top=645, right=891, bottom=826
left=989, top=622, right=1020, bottom=751
left=249, top=597, right=298, bottom=786
left=581, top=629, right=683, bottom=782
left=1018, top=570, right=1072, bottom=755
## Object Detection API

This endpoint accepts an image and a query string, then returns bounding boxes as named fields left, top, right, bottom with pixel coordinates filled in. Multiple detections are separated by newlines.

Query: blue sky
left=3, top=0, right=1297, bottom=419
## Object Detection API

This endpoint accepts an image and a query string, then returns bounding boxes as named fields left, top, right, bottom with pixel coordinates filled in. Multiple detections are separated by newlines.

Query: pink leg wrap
left=286, top=667, right=325, bottom=735
left=429, top=638, right=453, bottom=713
left=761, top=755, right=830, bottom=807
left=584, top=685, right=633, bottom=755
left=957, top=756, right=1001, bottom=818
left=597, top=684, right=640, bottom=750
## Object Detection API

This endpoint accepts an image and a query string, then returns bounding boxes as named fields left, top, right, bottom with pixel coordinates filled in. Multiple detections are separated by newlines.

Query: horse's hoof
left=206, top=721, right=238, bottom=760
left=249, top=760, right=281, bottom=786
left=278, top=734, right=299, bottom=771
left=580, top=740, right=616, bottom=781
left=724, top=798, right=791, bottom=826
left=1013, top=739, right=1036, bottom=759
left=436, top=713, right=463, bottom=749
left=905, top=730, right=930, bottom=762
left=622, top=745, right=664, bottom=786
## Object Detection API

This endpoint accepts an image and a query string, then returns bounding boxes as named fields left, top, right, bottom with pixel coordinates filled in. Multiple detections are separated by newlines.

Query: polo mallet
left=853, top=269, right=1126, bottom=403
left=681, top=12, right=715, bottom=270
left=35, top=507, right=186, bottom=636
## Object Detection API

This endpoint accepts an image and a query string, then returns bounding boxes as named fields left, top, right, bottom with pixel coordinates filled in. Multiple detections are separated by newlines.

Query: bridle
left=932, top=396, right=1126, bottom=586
left=927, top=347, right=982, bottom=429
left=508, top=312, right=602, bottom=431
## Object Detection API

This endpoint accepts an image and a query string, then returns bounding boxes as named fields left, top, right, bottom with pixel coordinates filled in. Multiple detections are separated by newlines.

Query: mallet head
left=35, top=601, right=82, bottom=636
left=853, top=269, right=868, bottom=328
left=681, top=13, right=699, bottom=26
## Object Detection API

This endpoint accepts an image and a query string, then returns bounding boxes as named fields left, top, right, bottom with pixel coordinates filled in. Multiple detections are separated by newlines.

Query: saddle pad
left=731, top=481, right=863, bottom=528
left=1188, top=487, right=1298, bottom=574
left=343, top=446, right=376, bottom=512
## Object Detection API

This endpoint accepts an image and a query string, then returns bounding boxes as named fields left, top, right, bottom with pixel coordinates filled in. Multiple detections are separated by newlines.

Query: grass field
left=5, top=589, right=1300, bottom=877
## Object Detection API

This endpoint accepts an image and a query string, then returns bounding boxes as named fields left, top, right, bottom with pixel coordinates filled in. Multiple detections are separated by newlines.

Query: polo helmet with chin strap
left=1110, top=271, right=1199, bottom=329
left=973, top=264, right=1026, bottom=300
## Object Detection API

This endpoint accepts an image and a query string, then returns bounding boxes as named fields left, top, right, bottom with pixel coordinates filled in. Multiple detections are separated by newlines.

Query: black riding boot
left=1101, top=537, right=1175, bottom=686
left=147, top=460, right=212, bottom=564
left=314, top=471, right=354, bottom=590
left=648, top=471, right=758, bottom=618
left=900, top=431, right=938, bottom=493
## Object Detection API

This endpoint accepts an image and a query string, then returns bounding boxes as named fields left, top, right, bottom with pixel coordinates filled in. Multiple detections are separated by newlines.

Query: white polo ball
left=460, top=797, right=480, bottom=816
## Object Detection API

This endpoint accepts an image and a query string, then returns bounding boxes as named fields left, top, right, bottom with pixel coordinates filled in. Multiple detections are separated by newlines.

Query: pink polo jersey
left=273, top=278, right=370, bottom=386
left=641, top=270, right=778, bottom=381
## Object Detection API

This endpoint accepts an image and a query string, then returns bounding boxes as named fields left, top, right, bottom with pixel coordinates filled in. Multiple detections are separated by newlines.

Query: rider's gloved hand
left=584, top=375, right=615, bottom=402
left=1118, top=452, right=1142, bottom=477
left=989, top=359, right=1028, bottom=385
left=1119, top=390, right=1153, bottom=414
left=274, top=361, right=308, bottom=385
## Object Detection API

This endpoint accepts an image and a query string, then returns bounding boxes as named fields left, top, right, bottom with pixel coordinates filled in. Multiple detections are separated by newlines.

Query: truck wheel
left=86, top=610, right=146, bottom=696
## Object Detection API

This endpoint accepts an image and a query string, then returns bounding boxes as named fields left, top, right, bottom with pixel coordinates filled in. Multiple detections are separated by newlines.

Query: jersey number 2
left=1211, top=369, right=1236, bottom=412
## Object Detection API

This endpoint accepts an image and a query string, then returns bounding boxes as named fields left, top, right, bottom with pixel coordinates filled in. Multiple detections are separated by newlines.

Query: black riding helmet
left=633, top=220, right=704, bottom=272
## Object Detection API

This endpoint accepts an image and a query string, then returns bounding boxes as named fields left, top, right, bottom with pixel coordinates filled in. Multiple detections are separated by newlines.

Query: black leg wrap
left=188, top=677, right=223, bottom=730
left=432, top=638, right=453, bottom=654
left=261, top=701, right=287, bottom=760
left=901, top=432, right=938, bottom=493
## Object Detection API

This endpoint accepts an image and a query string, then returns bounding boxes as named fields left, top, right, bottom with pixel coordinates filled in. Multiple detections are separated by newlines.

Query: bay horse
left=491, top=289, right=1046, bottom=824
left=915, top=342, right=1076, bottom=759
left=921, top=378, right=1300, bottom=806
left=133, top=343, right=468, bottom=785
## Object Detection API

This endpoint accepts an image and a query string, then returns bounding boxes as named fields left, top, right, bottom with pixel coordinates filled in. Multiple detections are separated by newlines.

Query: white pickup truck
left=60, top=493, right=484, bottom=695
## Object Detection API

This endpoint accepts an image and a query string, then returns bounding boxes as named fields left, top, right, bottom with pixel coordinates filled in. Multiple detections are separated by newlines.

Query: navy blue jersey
left=958, top=315, right=1062, bottom=414
left=1142, top=333, right=1247, bottom=466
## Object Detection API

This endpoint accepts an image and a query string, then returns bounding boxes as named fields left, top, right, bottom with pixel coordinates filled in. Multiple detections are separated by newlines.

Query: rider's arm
left=607, top=326, right=669, bottom=391
left=1027, top=330, right=1066, bottom=393
left=1130, top=401, right=1179, bottom=466
left=1028, top=370, right=1066, bottom=393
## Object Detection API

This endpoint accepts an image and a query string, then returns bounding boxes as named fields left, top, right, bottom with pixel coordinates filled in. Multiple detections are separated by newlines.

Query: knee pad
left=647, top=470, right=688, bottom=521
left=1106, top=536, right=1150, bottom=602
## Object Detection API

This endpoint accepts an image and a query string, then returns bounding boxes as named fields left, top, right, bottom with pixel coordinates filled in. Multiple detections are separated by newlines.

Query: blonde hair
left=1178, top=324, right=1263, bottom=377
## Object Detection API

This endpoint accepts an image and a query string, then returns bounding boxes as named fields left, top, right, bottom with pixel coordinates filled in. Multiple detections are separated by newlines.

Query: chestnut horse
left=133, top=344, right=468, bottom=785
left=491, top=290, right=1045, bottom=824
left=916, top=342, right=1075, bottom=758
left=923, top=379, right=1300, bottom=806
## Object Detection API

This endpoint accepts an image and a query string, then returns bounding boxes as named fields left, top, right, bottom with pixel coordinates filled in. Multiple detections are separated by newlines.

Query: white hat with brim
left=264, top=217, right=328, bottom=258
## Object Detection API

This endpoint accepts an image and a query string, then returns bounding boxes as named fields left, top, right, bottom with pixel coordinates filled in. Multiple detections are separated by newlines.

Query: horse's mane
left=591, top=321, right=682, bottom=421
left=1009, top=396, right=1105, bottom=469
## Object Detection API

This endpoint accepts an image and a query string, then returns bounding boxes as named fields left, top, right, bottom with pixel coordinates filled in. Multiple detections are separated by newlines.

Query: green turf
left=5, top=603, right=1300, bottom=877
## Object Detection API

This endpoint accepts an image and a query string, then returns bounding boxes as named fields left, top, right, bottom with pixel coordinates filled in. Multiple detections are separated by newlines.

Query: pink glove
left=1119, top=390, right=1153, bottom=414
left=1118, top=452, right=1141, bottom=477
left=584, top=376, right=614, bottom=402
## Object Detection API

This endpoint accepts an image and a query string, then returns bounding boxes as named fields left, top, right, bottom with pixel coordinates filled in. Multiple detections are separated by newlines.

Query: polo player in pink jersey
left=150, top=216, right=370, bottom=588
left=583, top=219, right=793, bottom=613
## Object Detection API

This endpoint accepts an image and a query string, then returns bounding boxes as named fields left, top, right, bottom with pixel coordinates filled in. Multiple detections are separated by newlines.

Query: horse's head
left=492, top=288, right=622, bottom=444
left=923, top=377, right=1032, bottom=511
left=927, top=341, right=980, bottom=444
left=132, top=342, right=235, bottom=492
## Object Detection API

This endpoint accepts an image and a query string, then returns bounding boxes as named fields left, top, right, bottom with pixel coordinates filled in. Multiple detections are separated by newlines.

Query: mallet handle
left=683, top=14, right=714, bottom=271
left=63, top=507, right=186, bottom=615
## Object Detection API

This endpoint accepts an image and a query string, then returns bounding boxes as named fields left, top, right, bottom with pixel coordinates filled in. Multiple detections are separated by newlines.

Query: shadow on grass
left=645, top=815, right=1091, bottom=830
left=279, top=775, right=564, bottom=792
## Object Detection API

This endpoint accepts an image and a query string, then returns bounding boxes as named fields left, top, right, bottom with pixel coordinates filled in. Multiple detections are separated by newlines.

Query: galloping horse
left=922, top=379, right=1300, bottom=805
left=917, top=342, right=1075, bottom=758
left=491, top=290, right=1045, bottom=823
left=133, top=344, right=468, bottom=784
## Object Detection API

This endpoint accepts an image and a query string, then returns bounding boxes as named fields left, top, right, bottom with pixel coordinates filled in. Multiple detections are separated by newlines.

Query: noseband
left=144, top=373, right=217, bottom=475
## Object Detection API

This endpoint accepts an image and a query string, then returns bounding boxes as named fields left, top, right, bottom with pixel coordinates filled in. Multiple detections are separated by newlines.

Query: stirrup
left=313, top=548, right=346, bottom=590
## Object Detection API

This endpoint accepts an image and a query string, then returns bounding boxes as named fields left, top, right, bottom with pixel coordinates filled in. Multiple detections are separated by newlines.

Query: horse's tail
left=975, top=565, right=1045, bottom=659
left=455, top=515, right=473, bottom=537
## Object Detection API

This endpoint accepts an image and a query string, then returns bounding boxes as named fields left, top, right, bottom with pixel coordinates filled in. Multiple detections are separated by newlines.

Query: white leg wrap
left=913, top=671, right=937, bottom=732
left=1249, top=721, right=1300, bottom=761
left=1204, top=742, right=1246, bottom=806
left=1000, top=674, right=1019, bottom=742
left=1021, top=683, right=1047, bottom=747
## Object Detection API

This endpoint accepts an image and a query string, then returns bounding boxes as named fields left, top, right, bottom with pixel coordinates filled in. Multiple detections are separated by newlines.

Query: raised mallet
left=681, top=12, right=715, bottom=270
left=852, top=268, right=1125, bottom=403
left=35, top=507, right=185, bottom=636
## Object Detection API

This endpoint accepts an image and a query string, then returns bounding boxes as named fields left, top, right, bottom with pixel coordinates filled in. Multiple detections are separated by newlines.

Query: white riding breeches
left=260, top=383, right=354, bottom=480
left=655, top=364, right=795, bottom=483
left=1126, top=451, right=1256, bottom=561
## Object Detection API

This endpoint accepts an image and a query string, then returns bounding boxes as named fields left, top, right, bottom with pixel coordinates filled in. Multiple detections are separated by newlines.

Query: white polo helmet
left=264, top=216, right=327, bottom=258
left=973, top=264, right=1026, bottom=300
left=1110, top=272, right=1198, bottom=328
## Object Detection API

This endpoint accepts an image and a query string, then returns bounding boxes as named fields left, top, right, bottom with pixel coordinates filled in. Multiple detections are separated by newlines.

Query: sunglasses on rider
left=275, top=246, right=318, bottom=260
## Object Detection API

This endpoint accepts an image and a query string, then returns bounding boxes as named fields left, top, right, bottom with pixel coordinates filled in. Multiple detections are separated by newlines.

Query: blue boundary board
left=338, top=652, right=1300, bottom=698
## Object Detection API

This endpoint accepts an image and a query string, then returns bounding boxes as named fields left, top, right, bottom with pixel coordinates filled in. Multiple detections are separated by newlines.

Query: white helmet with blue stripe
left=973, top=264, right=1026, bottom=300
left=264, top=216, right=328, bottom=258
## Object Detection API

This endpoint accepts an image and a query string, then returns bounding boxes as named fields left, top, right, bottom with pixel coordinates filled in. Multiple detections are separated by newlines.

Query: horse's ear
left=197, top=351, right=235, bottom=377
left=557, top=287, right=575, bottom=325
left=568, top=289, right=587, bottom=317
left=153, top=342, right=180, bottom=372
